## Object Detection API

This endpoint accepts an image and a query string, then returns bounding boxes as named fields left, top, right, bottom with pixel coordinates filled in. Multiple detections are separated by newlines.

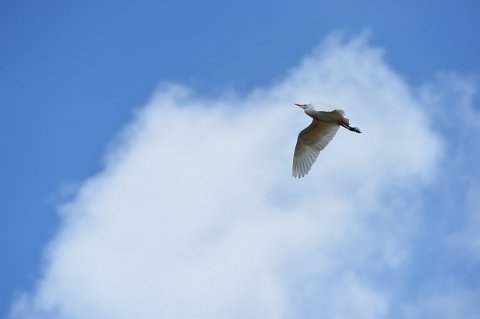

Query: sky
left=1, top=0, right=480, bottom=318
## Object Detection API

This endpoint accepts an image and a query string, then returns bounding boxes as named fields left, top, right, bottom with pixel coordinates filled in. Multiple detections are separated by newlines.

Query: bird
left=292, top=103, right=361, bottom=178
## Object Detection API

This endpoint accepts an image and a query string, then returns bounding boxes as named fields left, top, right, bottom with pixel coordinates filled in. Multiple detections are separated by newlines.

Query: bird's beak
left=294, top=103, right=306, bottom=108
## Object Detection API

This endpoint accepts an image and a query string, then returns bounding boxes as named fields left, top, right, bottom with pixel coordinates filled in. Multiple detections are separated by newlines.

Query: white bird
left=292, top=103, right=361, bottom=178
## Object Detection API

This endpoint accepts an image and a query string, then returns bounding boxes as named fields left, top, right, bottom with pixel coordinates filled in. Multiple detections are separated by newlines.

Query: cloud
left=404, top=287, right=480, bottom=319
left=421, top=73, right=480, bottom=258
left=10, top=33, right=479, bottom=318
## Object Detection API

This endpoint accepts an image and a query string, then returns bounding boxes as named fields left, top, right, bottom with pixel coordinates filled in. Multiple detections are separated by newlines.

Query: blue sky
left=1, top=1, right=480, bottom=318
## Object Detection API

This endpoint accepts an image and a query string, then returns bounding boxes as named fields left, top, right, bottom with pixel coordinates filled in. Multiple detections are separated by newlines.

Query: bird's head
left=294, top=103, right=308, bottom=109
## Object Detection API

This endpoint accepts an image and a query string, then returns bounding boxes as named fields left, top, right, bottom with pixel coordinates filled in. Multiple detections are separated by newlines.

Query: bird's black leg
left=349, top=126, right=362, bottom=133
left=339, top=122, right=362, bottom=133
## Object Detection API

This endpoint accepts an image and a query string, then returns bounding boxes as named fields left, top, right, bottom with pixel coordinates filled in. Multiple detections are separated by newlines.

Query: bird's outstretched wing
left=292, top=119, right=339, bottom=178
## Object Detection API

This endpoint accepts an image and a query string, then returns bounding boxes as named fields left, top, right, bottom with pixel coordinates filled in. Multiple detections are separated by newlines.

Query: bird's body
left=292, top=103, right=361, bottom=178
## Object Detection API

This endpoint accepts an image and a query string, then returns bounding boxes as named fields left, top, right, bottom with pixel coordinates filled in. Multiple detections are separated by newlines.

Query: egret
left=292, top=103, right=361, bottom=178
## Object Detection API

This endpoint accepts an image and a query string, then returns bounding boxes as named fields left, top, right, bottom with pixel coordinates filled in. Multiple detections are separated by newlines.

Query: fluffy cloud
left=10, top=33, right=479, bottom=318
left=422, top=73, right=480, bottom=259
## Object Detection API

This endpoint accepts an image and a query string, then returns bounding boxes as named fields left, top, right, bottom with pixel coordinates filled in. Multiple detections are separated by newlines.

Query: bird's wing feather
left=292, top=119, right=339, bottom=178
left=310, top=103, right=344, bottom=115
left=310, top=109, right=346, bottom=122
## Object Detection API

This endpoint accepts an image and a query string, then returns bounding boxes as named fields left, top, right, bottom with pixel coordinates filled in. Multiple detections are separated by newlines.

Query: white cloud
left=404, top=287, right=480, bottom=319
left=10, top=33, right=479, bottom=319
left=418, top=73, right=480, bottom=256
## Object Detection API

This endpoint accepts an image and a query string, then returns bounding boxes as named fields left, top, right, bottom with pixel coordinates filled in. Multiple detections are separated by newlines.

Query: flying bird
left=292, top=103, right=361, bottom=178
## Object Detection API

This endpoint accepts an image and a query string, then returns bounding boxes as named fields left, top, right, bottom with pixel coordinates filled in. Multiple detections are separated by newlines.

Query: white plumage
left=292, top=103, right=361, bottom=178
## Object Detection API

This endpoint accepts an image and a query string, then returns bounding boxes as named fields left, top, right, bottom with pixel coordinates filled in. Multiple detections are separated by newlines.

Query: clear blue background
left=1, top=0, right=479, bottom=317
